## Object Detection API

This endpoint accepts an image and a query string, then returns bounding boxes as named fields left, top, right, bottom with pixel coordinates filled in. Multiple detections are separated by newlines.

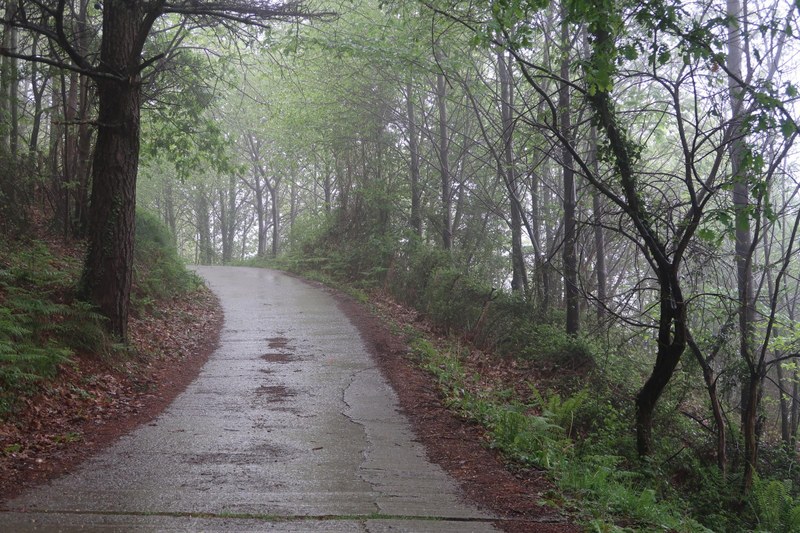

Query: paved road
left=0, top=267, right=497, bottom=532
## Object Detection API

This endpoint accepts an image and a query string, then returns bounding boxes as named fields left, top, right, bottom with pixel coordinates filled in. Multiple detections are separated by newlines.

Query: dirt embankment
left=0, top=287, right=223, bottom=501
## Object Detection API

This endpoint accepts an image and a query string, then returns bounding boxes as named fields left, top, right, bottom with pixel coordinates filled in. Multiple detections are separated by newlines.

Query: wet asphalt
left=0, top=267, right=497, bottom=532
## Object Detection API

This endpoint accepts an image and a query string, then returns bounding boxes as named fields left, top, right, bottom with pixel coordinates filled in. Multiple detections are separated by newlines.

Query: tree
left=476, top=0, right=799, bottom=457
left=558, top=4, right=578, bottom=334
left=2, top=0, right=311, bottom=340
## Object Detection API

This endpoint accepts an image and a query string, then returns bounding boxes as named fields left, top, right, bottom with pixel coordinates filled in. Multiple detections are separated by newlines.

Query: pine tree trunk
left=79, top=0, right=148, bottom=341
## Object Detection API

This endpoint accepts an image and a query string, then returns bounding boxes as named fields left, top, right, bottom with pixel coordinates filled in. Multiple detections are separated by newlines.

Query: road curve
left=0, top=266, right=497, bottom=532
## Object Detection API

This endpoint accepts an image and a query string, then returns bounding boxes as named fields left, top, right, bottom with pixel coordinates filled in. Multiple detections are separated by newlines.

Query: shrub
left=132, top=210, right=200, bottom=308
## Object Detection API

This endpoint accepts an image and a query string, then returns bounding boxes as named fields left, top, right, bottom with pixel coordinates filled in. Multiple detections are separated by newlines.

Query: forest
left=1, top=0, right=799, bottom=529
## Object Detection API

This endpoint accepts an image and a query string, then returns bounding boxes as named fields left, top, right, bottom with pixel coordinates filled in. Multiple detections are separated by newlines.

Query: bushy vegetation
left=0, top=210, right=198, bottom=417
left=132, top=210, right=202, bottom=310
left=0, top=239, right=106, bottom=416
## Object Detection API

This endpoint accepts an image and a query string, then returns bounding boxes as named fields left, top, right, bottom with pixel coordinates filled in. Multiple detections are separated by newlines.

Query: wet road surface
left=0, top=267, right=497, bottom=532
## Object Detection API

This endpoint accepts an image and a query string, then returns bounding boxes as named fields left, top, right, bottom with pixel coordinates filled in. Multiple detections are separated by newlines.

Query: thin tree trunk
left=726, top=0, right=759, bottom=493
left=163, top=180, right=177, bottom=239
left=589, top=125, right=607, bottom=319
left=255, top=178, right=266, bottom=257
left=777, top=361, right=791, bottom=446
left=269, top=182, right=280, bottom=257
left=559, top=11, right=579, bottom=334
left=688, top=331, right=728, bottom=475
left=499, top=49, right=528, bottom=294
left=195, top=184, right=213, bottom=265
left=1, top=0, right=19, bottom=157
left=28, top=36, right=45, bottom=156
left=324, top=159, right=332, bottom=215
left=406, top=81, right=422, bottom=237
left=436, top=70, right=452, bottom=250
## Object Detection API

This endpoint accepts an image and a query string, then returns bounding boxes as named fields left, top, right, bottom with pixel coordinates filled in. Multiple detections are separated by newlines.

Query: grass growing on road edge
left=408, top=335, right=710, bottom=532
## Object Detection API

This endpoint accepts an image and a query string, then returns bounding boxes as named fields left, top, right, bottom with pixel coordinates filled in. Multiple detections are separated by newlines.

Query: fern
left=751, top=477, right=800, bottom=532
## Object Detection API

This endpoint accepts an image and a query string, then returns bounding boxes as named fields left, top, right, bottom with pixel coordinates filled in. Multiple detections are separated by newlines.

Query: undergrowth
left=132, top=210, right=203, bottom=311
left=0, top=240, right=108, bottom=417
left=410, top=336, right=710, bottom=531
left=0, top=209, right=200, bottom=417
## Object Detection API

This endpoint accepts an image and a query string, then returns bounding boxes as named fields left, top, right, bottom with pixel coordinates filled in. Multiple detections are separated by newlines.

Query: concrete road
left=0, top=267, right=497, bottom=532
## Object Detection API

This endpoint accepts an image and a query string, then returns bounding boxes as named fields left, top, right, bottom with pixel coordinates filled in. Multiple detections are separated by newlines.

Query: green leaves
left=780, top=118, right=798, bottom=139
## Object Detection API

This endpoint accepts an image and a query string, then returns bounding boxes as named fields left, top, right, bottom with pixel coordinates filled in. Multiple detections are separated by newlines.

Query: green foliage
left=750, top=477, right=800, bottom=533
left=489, top=317, right=596, bottom=363
left=0, top=210, right=198, bottom=416
left=132, top=210, right=201, bottom=309
left=0, top=240, right=109, bottom=416
left=410, top=334, right=706, bottom=530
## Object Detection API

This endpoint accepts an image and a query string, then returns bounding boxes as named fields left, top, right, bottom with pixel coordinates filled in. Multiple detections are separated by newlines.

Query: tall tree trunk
left=559, top=12, right=579, bottom=334
left=777, top=361, right=791, bottom=446
left=255, top=179, right=266, bottom=258
left=589, top=125, right=607, bottom=319
left=79, top=0, right=154, bottom=341
left=269, top=182, right=280, bottom=257
left=28, top=35, right=46, bottom=156
left=0, top=0, right=19, bottom=223
left=74, top=73, right=94, bottom=235
left=499, top=49, right=528, bottom=294
left=163, top=180, right=177, bottom=239
left=436, top=70, right=452, bottom=250
left=586, top=33, right=689, bottom=454
left=324, top=159, right=332, bottom=215
left=224, top=175, right=237, bottom=262
left=219, top=188, right=230, bottom=263
left=726, top=0, right=759, bottom=493
left=48, top=69, right=64, bottom=224
left=290, top=178, right=298, bottom=235
left=64, top=70, right=79, bottom=232
left=1, top=0, right=19, bottom=158
left=406, top=81, right=422, bottom=237
left=195, top=184, right=213, bottom=265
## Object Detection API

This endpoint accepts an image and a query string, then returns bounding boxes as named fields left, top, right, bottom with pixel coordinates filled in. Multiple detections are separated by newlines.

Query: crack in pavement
left=0, top=508, right=502, bottom=523
left=341, top=367, right=382, bottom=515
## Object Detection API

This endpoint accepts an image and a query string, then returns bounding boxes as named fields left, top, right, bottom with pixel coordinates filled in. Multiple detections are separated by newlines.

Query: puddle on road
left=255, top=384, right=296, bottom=402
left=266, top=336, right=290, bottom=349
left=261, top=353, right=294, bottom=363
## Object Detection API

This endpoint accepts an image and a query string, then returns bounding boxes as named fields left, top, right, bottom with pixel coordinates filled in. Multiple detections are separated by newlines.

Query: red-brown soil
left=0, top=286, right=223, bottom=501
left=324, top=285, right=581, bottom=533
